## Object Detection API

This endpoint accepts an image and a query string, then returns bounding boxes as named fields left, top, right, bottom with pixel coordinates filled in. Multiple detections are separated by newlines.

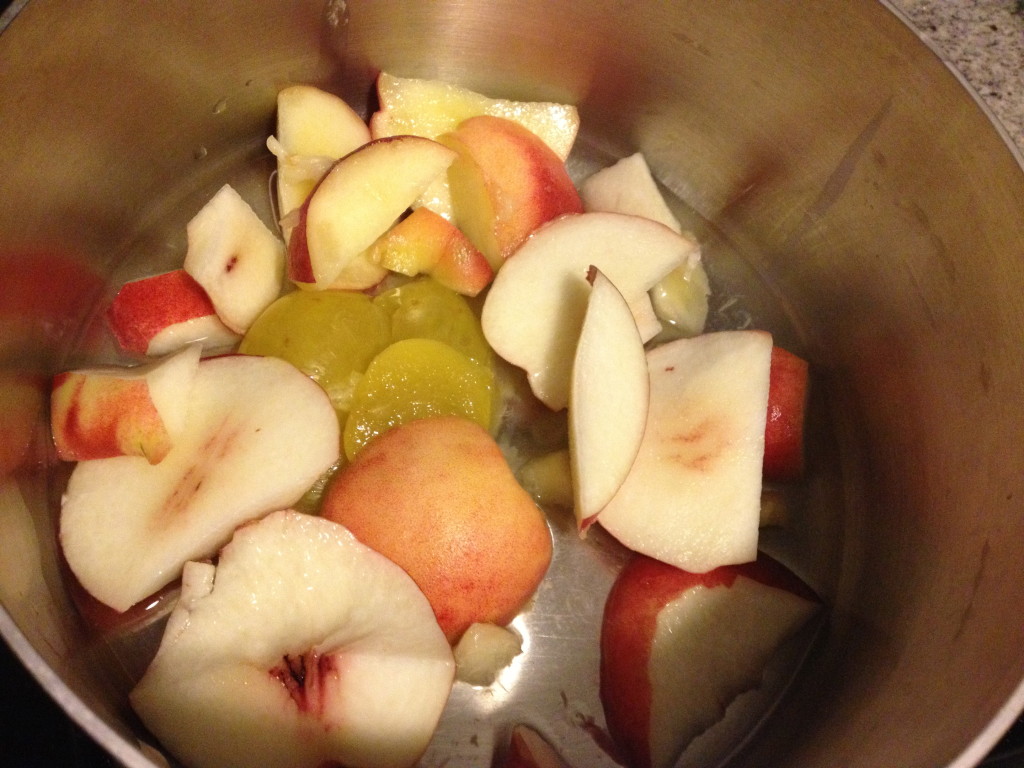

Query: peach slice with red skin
left=498, top=725, right=570, bottom=768
left=366, top=207, right=494, bottom=297
left=106, top=270, right=240, bottom=357
left=441, top=115, right=583, bottom=269
left=600, top=553, right=820, bottom=768
left=59, top=354, right=340, bottom=612
left=50, top=344, right=201, bottom=464
left=763, top=346, right=809, bottom=482
left=287, top=135, right=457, bottom=288
left=321, top=415, right=552, bottom=643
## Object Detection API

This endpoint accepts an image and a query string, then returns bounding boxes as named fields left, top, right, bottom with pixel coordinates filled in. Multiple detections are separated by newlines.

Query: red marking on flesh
left=666, top=418, right=727, bottom=473
left=225, top=255, right=239, bottom=273
left=269, top=651, right=341, bottom=718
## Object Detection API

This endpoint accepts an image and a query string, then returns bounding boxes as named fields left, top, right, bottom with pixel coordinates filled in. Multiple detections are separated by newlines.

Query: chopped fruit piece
left=441, top=115, right=583, bottom=268
left=499, top=726, right=571, bottom=768
left=287, top=136, right=457, bottom=288
left=579, top=152, right=710, bottom=337
left=238, top=290, right=392, bottom=425
left=272, top=84, right=371, bottom=220
left=317, top=249, right=389, bottom=291
left=130, top=510, right=454, bottom=768
left=371, top=73, right=579, bottom=159
left=569, top=268, right=649, bottom=531
left=649, top=251, right=710, bottom=338
left=49, top=347, right=196, bottom=465
left=579, top=152, right=683, bottom=233
left=370, top=73, right=579, bottom=219
left=59, top=355, right=340, bottom=612
left=183, top=184, right=286, bottom=334
left=373, top=277, right=492, bottom=364
left=763, top=346, right=810, bottom=482
left=322, top=416, right=552, bottom=643
left=600, top=554, right=820, bottom=768
left=453, top=623, right=522, bottom=686
left=482, top=212, right=696, bottom=410
left=517, top=449, right=573, bottom=510
left=50, top=344, right=201, bottom=465
left=597, top=331, right=773, bottom=573
left=367, top=208, right=493, bottom=296
left=106, top=270, right=240, bottom=357
left=759, top=487, right=791, bottom=528
left=342, top=338, right=494, bottom=460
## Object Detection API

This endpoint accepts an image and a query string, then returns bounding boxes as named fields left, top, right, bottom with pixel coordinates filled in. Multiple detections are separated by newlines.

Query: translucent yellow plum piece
left=239, top=291, right=391, bottom=424
left=373, top=277, right=492, bottom=365
left=343, top=337, right=495, bottom=459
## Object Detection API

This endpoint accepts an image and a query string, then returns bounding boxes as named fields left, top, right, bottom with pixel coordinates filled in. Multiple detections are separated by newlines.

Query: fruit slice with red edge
left=106, top=270, right=240, bottom=357
left=569, top=267, right=649, bottom=532
left=481, top=212, right=696, bottom=411
left=441, top=115, right=583, bottom=269
left=763, top=346, right=809, bottom=482
left=366, top=207, right=493, bottom=296
left=597, top=330, right=773, bottom=573
left=183, top=184, right=286, bottom=334
left=600, top=553, right=820, bottom=768
left=50, top=344, right=201, bottom=464
left=498, top=725, right=570, bottom=768
left=130, top=510, right=454, bottom=768
left=287, top=136, right=456, bottom=288
left=272, top=84, right=372, bottom=222
left=59, top=354, right=340, bottom=612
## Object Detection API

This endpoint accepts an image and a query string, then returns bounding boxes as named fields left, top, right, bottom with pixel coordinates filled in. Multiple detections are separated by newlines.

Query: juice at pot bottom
left=57, top=131, right=843, bottom=768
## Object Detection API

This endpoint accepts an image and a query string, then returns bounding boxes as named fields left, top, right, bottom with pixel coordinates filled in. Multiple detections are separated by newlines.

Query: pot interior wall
left=2, top=1, right=1024, bottom=767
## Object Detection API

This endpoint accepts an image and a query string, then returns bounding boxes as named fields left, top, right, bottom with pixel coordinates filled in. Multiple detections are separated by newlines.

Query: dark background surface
left=0, top=0, right=1023, bottom=766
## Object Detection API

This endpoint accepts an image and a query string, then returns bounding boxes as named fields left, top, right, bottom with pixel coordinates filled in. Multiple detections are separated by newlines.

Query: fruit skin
left=569, top=267, right=649, bottom=532
left=763, top=346, right=809, bottom=482
left=366, top=207, right=494, bottom=296
left=50, top=344, right=201, bottom=464
left=441, top=115, right=583, bottom=269
left=59, top=354, right=340, bottom=612
left=596, top=330, right=773, bottom=573
left=322, top=416, right=552, bottom=643
left=600, top=553, right=820, bottom=768
left=130, top=510, right=454, bottom=768
left=287, top=135, right=457, bottom=287
left=183, top=184, right=286, bottom=334
left=106, top=270, right=241, bottom=357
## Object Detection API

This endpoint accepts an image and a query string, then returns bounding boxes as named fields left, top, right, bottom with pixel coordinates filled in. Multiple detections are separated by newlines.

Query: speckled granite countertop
left=888, top=0, right=1024, bottom=154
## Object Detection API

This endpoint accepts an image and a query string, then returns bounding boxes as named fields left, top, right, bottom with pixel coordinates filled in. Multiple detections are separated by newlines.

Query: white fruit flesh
left=130, top=510, right=454, bottom=768
left=597, top=331, right=772, bottom=572
left=59, top=355, right=340, bottom=612
left=647, top=576, right=818, bottom=768
left=272, top=85, right=371, bottom=221
left=371, top=73, right=579, bottom=219
left=134, top=343, right=202, bottom=440
left=301, top=136, right=457, bottom=286
left=148, top=315, right=240, bottom=358
left=481, top=212, right=697, bottom=410
left=569, top=269, right=649, bottom=530
left=453, top=622, right=523, bottom=686
left=184, top=184, right=285, bottom=334
left=579, top=152, right=682, bottom=233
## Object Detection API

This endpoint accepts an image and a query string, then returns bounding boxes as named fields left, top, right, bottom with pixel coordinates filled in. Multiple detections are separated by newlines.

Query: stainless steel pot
left=2, top=1, right=1024, bottom=767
